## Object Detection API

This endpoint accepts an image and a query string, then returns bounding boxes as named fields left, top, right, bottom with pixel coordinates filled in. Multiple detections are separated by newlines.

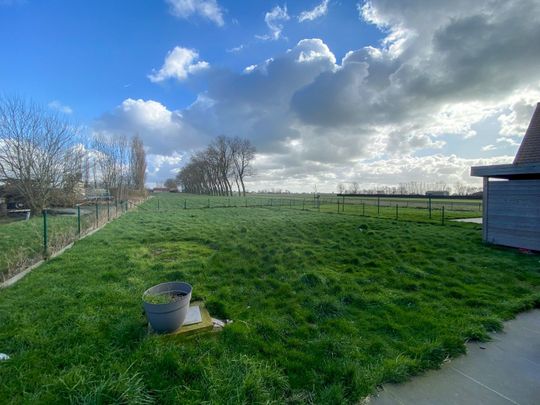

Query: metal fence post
left=43, top=209, right=48, bottom=257
left=337, top=199, right=340, bottom=213
left=302, top=199, right=305, bottom=211
left=184, top=199, right=187, bottom=209
left=362, top=202, right=365, bottom=216
left=342, top=196, right=345, bottom=213
left=396, top=204, right=398, bottom=220
left=377, top=197, right=380, bottom=216
left=429, top=197, right=432, bottom=219
left=95, top=203, right=99, bottom=227
left=157, top=199, right=160, bottom=211
left=208, top=198, right=210, bottom=208
left=77, top=205, right=81, bottom=236
left=107, top=201, right=110, bottom=221
left=115, top=200, right=118, bottom=217
left=442, top=206, right=445, bottom=225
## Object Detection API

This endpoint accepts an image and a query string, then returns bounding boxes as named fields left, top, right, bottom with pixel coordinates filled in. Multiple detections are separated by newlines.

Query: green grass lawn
left=0, top=194, right=538, bottom=403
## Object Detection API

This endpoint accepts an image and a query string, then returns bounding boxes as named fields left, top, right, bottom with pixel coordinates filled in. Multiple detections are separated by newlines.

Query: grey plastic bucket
left=143, top=282, right=192, bottom=333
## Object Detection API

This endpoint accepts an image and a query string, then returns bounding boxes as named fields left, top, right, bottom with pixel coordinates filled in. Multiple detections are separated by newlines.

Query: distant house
left=84, top=188, right=111, bottom=201
left=426, top=190, right=450, bottom=197
left=152, top=187, right=169, bottom=193
left=0, top=197, right=6, bottom=216
left=471, top=102, right=540, bottom=251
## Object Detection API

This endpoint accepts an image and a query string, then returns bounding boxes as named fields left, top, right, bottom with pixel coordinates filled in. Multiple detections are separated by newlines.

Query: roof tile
left=514, top=102, right=540, bottom=165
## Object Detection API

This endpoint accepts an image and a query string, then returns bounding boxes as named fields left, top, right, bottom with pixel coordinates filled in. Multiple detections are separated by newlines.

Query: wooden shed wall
left=485, top=179, right=540, bottom=251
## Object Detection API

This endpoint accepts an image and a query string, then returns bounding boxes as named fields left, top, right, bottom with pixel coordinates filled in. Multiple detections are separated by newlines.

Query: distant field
left=0, top=193, right=537, bottom=403
left=149, top=192, right=482, bottom=222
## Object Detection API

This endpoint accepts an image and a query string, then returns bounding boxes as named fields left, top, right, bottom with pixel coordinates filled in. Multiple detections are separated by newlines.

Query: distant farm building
left=426, top=190, right=450, bottom=197
left=152, top=187, right=170, bottom=193
left=471, top=102, right=540, bottom=251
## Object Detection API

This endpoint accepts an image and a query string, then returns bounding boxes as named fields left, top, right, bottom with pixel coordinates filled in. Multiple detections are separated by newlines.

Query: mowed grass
left=0, top=194, right=539, bottom=403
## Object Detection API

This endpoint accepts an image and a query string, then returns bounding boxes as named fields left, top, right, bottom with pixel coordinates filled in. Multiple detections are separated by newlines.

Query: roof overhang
left=471, top=163, right=540, bottom=179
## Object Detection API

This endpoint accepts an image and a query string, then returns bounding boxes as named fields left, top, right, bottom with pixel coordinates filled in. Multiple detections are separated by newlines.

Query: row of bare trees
left=337, top=181, right=480, bottom=196
left=0, top=95, right=147, bottom=213
left=176, top=135, right=255, bottom=196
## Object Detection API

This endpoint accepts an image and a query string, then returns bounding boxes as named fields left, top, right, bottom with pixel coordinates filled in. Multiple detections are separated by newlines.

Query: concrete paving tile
left=372, top=367, right=515, bottom=405
left=370, top=310, right=540, bottom=405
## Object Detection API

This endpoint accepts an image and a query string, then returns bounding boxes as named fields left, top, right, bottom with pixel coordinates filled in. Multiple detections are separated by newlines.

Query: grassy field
left=0, top=193, right=538, bottom=403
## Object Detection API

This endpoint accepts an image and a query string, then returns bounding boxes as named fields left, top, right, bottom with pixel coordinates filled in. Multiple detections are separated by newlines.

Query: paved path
left=370, top=310, right=540, bottom=405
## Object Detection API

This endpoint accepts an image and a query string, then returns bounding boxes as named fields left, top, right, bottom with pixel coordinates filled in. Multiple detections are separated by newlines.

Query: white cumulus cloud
left=93, top=98, right=208, bottom=156
left=148, top=46, right=209, bottom=83
left=165, top=0, right=224, bottom=26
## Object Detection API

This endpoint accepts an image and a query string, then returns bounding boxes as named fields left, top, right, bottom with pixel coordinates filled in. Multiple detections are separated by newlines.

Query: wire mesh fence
left=0, top=198, right=147, bottom=284
left=142, top=193, right=482, bottom=225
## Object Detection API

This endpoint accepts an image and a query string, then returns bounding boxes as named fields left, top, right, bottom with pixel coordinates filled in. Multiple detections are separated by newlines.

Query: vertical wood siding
left=486, top=180, right=540, bottom=251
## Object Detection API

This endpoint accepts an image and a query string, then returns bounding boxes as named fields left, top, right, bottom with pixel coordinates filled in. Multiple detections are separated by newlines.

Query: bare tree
left=0, top=95, right=80, bottom=213
left=351, top=182, right=360, bottom=194
left=92, top=133, right=130, bottom=200
left=337, top=183, right=346, bottom=194
left=164, top=178, right=177, bottom=191
left=229, top=136, right=256, bottom=196
left=130, top=135, right=146, bottom=191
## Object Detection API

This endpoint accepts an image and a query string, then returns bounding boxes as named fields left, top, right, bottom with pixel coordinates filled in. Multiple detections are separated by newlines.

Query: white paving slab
left=183, top=305, right=202, bottom=326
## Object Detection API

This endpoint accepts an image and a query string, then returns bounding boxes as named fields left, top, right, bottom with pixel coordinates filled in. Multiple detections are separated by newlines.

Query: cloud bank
left=98, top=0, right=540, bottom=189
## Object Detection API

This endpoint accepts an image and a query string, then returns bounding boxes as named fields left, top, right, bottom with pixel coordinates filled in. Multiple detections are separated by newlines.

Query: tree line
left=0, top=95, right=147, bottom=213
left=175, top=135, right=255, bottom=196
left=336, top=181, right=481, bottom=196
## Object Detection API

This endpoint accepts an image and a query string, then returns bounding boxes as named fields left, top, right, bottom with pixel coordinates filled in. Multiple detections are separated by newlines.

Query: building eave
left=471, top=163, right=540, bottom=178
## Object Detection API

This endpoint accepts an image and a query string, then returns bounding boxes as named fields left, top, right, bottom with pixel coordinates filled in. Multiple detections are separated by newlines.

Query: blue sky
left=1, top=0, right=539, bottom=191
left=0, top=1, right=377, bottom=119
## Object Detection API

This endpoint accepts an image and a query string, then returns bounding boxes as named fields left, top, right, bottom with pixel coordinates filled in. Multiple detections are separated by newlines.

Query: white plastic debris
left=212, top=318, right=233, bottom=329
left=0, top=353, right=10, bottom=361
